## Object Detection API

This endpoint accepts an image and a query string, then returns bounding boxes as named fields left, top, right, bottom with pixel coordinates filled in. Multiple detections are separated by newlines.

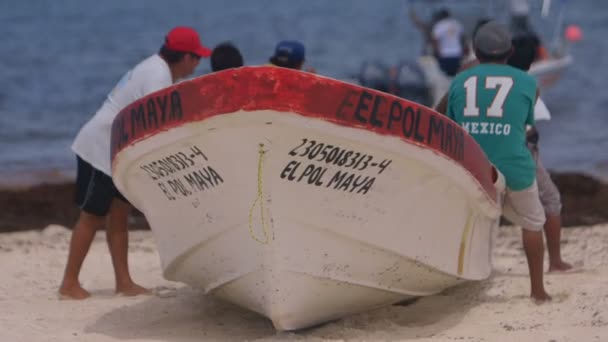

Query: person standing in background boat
left=408, top=7, right=439, bottom=57
left=438, top=21, right=551, bottom=302
left=59, top=26, right=210, bottom=299
left=430, top=8, right=468, bottom=76
left=210, top=42, right=244, bottom=72
left=268, top=40, right=316, bottom=73
left=509, top=0, right=532, bottom=36
left=507, top=36, right=573, bottom=272
left=508, top=0, right=550, bottom=60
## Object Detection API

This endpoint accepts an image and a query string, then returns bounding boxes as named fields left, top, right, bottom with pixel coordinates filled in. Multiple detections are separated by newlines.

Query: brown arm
left=435, top=93, right=448, bottom=115
left=461, top=34, right=470, bottom=58
left=408, top=8, right=430, bottom=33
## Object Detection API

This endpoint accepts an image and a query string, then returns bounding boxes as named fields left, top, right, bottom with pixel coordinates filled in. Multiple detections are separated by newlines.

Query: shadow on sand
left=86, top=281, right=490, bottom=341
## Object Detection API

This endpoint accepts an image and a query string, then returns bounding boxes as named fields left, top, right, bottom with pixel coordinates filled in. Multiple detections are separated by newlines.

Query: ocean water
left=1, top=0, right=606, bottom=182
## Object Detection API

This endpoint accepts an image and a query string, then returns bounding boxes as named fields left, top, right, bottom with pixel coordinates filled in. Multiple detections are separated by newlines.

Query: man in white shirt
left=60, top=26, right=211, bottom=299
left=431, top=8, right=467, bottom=76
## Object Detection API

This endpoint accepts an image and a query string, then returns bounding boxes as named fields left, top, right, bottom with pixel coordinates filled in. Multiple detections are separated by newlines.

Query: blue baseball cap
left=270, top=40, right=305, bottom=68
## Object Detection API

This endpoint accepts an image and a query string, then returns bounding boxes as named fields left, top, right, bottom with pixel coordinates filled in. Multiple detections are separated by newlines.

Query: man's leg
left=535, top=154, right=572, bottom=271
left=502, top=182, right=551, bottom=302
left=60, top=156, right=109, bottom=299
left=106, top=198, right=148, bottom=296
left=544, top=214, right=573, bottom=271
left=59, top=211, right=104, bottom=299
left=522, top=229, right=550, bottom=302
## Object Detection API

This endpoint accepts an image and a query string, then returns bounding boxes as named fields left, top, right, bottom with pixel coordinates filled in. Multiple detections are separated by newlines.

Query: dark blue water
left=1, top=0, right=606, bottom=182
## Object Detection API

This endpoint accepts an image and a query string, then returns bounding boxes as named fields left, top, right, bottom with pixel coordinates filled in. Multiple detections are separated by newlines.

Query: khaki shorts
left=500, top=180, right=546, bottom=232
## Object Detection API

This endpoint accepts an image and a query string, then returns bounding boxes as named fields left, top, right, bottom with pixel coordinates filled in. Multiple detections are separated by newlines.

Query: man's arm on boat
left=435, top=93, right=448, bottom=115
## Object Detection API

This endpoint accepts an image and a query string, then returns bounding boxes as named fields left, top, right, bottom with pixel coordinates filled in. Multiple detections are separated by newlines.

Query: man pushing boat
left=437, top=21, right=551, bottom=302
left=60, top=26, right=210, bottom=299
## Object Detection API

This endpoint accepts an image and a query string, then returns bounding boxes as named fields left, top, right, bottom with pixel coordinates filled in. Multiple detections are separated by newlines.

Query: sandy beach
left=1, top=224, right=606, bottom=342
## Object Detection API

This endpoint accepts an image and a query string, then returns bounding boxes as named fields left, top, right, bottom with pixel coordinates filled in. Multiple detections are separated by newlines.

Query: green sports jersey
left=447, top=63, right=537, bottom=191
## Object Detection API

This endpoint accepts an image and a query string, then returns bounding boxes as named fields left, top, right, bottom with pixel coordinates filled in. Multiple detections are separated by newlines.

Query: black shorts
left=437, top=57, right=462, bottom=77
left=75, top=156, right=128, bottom=217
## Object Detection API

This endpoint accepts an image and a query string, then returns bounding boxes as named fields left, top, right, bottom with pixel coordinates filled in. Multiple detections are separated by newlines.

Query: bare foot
left=548, top=260, right=573, bottom=272
left=116, top=283, right=150, bottom=297
left=531, top=290, right=552, bottom=304
left=59, top=282, right=91, bottom=300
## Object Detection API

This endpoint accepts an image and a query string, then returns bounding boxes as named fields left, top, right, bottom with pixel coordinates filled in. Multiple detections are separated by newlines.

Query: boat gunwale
left=111, top=66, right=498, bottom=204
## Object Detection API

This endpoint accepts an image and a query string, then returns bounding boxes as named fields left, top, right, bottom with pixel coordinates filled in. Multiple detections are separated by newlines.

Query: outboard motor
left=393, top=60, right=433, bottom=107
left=358, top=60, right=390, bottom=93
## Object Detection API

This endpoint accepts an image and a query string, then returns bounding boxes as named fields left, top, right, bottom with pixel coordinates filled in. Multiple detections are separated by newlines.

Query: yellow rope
left=248, top=143, right=270, bottom=244
left=457, top=210, right=476, bottom=275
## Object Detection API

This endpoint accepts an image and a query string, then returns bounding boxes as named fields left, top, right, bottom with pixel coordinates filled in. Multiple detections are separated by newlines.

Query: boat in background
left=528, top=50, right=573, bottom=89
left=353, top=0, right=578, bottom=108
left=355, top=45, right=574, bottom=109
left=111, top=66, right=502, bottom=330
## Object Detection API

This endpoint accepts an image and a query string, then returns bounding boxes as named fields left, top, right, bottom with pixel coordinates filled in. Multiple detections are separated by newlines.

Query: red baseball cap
left=165, top=26, right=211, bottom=58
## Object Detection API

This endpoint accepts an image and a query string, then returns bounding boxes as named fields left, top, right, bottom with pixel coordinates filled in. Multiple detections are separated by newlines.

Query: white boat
left=111, top=66, right=502, bottom=330
left=528, top=54, right=572, bottom=89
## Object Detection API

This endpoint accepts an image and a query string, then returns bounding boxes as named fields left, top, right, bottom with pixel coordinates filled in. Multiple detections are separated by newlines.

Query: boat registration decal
left=138, top=145, right=224, bottom=201
left=280, top=138, right=392, bottom=194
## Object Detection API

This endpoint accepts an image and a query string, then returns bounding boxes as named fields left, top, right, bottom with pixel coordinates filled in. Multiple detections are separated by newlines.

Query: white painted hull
left=111, top=67, right=502, bottom=330
left=529, top=55, right=572, bottom=89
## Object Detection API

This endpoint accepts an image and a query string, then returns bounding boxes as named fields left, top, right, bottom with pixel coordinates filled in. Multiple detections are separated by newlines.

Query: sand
left=1, top=224, right=607, bottom=342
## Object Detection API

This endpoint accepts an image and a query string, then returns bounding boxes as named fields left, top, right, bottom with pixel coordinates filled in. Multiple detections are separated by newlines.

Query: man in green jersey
left=439, top=21, right=550, bottom=302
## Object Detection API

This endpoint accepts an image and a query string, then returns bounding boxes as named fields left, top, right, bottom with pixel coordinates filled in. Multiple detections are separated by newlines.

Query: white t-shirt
left=526, top=98, right=551, bottom=132
left=72, top=54, right=172, bottom=175
left=510, top=0, right=530, bottom=16
left=534, top=97, right=551, bottom=121
left=432, top=18, right=464, bottom=58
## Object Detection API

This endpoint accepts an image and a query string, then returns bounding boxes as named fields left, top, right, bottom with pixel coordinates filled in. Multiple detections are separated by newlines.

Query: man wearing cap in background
left=60, top=26, right=210, bottom=299
left=211, top=42, right=244, bottom=72
left=268, top=40, right=315, bottom=73
left=439, top=21, right=551, bottom=302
